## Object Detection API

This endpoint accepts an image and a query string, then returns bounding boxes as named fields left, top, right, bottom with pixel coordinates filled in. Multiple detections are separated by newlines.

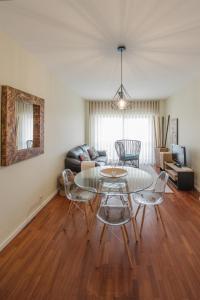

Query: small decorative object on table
left=100, top=167, right=128, bottom=178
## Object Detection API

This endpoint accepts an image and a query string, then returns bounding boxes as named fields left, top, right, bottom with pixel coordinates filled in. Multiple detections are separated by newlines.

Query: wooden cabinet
left=164, top=162, right=194, bottom=190
left=154, top=147, right=169, bottom=167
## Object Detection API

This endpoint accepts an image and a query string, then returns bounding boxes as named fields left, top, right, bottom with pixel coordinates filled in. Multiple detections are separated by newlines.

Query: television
left=171, top=144, right=186, bottom=166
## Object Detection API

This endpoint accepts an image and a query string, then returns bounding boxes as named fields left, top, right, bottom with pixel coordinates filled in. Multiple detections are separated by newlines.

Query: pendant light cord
left=121, top=48, right=123, bottom=93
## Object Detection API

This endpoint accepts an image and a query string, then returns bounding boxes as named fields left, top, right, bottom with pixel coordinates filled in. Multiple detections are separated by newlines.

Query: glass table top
left=74, top=166, right=153, bottom=194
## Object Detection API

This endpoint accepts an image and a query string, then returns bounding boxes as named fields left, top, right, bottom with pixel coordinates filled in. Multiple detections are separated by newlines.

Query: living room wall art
left=1, top=86, right=44, bottom=166
left=170, top=118, right=178, bottom=144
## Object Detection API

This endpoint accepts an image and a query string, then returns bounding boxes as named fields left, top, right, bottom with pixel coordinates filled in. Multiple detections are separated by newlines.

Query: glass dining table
left=74, top=166, right=153, bottom=195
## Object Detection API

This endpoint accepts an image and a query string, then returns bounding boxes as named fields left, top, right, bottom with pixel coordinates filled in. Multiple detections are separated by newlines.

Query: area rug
left=140, top=164, right=173, bottom=193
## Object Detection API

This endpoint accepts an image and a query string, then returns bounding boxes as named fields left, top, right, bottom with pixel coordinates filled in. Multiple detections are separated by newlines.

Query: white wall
left=0, top=31, right=84, bottom=249
left=165, top=80, right=200, bottom=191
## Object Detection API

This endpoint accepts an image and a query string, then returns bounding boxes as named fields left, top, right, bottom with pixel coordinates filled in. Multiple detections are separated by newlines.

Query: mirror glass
left=15, top=100, right=33, bottom=150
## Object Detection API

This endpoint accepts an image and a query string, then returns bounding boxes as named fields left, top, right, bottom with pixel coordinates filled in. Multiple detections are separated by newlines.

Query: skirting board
left=0, top=190, right=58, bottom=252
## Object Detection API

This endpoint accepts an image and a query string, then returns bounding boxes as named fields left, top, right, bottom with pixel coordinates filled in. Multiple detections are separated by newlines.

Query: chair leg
left=96, top=225, right=107, bottom=268
left=131, top=217, right=139, bottom=242
left=140, top=205, right=146, bottom=237
left=87, top=199, right=101, bottom=242
left=99, top=224, right=107, bottom=244
left=121, top=225, right=134, bottom=269
left=154, top=206, right=159, bottom=221
left=123, top=225, right=129, bottom=243
left=126, top=189, right=132, bottom=209
left=157, top=206, right=167, bottom=236
left=135, top=204, right=141, bottom=219
left=89, top=201, right=94, bottom=213
left=87, top=196, right=100, bottom=239
left=67, top=201, right=73, bottom=216
left=125, top=190, right=139, bottom=242
left=84, top=204, right=90, bottom=233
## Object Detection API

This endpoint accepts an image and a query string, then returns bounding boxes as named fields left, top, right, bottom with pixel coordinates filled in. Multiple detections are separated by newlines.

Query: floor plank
left=0, top=185, right=200, bottom=300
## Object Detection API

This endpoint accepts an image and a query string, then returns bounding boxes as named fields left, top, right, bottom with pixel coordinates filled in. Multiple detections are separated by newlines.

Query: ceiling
left=0, top=0, right=200, bottom=99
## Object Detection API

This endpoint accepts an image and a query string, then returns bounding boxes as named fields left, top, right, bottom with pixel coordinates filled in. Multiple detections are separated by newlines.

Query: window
left=87, top=101, right=159, bottom=165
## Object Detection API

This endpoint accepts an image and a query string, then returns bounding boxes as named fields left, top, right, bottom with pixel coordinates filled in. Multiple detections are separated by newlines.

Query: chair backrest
left=115, top=139, right=141, bottom=159
left=81, top=161, right=95, bottom=171
left=115, top=140, right=125, bottom=159
left=62, top=169, right=74, bottom=199
left=154, top=171, right=169, bottom=194
left=98, top=194, right=131, bottom=225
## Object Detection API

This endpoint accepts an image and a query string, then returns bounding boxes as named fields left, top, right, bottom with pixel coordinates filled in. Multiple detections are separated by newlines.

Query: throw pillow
left=79, top=151, right=91, bottom=161
left=88, top=147, right=99, bottom=160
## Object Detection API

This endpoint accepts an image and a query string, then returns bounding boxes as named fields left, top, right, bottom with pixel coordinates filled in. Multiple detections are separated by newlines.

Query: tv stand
left=174, top=162, right=182, bottom=168
left=164, top=162, right=194, bottom=190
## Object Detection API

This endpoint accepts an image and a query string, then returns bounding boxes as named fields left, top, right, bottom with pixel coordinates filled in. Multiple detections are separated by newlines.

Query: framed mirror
left=1, top=86, right=44, bottom=166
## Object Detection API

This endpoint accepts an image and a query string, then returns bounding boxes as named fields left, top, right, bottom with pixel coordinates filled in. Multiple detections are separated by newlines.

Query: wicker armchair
left=115, top=139, right=141, bottom=167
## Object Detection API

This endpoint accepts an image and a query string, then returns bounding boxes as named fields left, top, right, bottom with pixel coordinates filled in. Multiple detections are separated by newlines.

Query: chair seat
left=97, top=195, right=131, bottom=226
left=97, top=206, right=131, bottom=226
left=121, top=154, right=139, bottom=161
left=132, top=190, right=163, bottom=206
left=100, top=180, right=126, bottom=194
left=70, top=185, right=96, bottom=202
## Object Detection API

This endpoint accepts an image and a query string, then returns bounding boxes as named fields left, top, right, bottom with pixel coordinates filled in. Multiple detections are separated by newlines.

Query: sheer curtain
left=86, top=100, right=160, bottom=164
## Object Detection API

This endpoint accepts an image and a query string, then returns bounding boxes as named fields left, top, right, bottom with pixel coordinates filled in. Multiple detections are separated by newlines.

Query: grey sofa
left=65, top=144, right=107, bottom=173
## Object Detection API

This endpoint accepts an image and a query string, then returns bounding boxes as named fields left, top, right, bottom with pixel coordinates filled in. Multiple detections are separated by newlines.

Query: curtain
left=86, top=100, right=160, bottom=164
left=15, top=100, right=33, bottom=150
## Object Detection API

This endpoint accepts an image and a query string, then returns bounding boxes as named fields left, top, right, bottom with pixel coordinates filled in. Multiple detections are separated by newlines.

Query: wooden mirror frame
left=1, top=86, right=44, bottom=166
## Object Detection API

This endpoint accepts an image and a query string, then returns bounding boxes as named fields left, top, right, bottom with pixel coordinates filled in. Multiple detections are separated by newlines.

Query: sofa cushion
left=97, top=150, right=107, bottom=157
left=80, top=144, right=90, bottom=153
left=79, top=151, right=91, bottom=161
left=88, top=147, right=99, bottom=160
left=95, top=156, right=107, bottom=163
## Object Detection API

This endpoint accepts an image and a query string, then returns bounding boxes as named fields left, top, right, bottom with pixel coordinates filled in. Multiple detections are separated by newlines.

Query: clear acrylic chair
left=115, top=139, right=141, bottom=167
left=62, top=169, right=96, bottom=232
left=132, top=171, right=169, bottom=236
left=96, top=194, right=135, bottom=269
left=97, top=177, right=139, bottom=242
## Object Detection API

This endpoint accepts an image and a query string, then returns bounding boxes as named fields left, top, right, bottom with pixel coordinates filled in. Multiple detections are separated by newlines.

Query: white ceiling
left=1, top=0, right=200, bottom=99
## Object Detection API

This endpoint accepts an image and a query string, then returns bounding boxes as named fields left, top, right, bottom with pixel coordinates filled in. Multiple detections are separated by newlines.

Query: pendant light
left=112, top=45, right=130, bottom=110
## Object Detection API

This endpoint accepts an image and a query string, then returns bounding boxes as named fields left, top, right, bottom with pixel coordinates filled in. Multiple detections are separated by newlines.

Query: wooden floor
left=1, top=186, right=200, bottom=300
